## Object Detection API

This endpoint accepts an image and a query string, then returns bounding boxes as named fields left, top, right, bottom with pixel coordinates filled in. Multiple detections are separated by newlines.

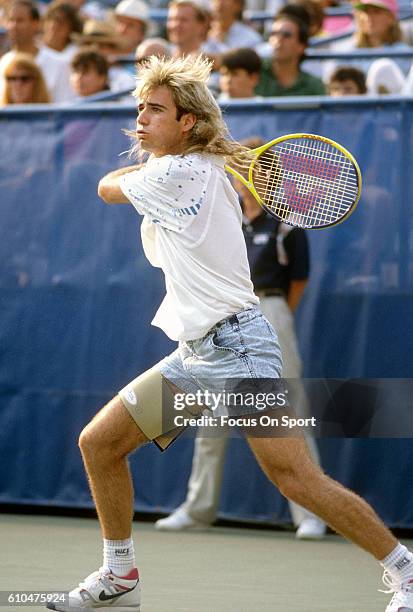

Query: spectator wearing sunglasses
left=0, top=0, right=73, bottom=102
left=256, top=14, right=325, bottom=96
left=1, top=52, right=50, bottom=104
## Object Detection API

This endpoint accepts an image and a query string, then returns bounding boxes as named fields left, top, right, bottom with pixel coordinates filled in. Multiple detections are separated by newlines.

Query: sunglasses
left=270, top=30, right=295, bottom=39
left=6, top=75, right=35, bottom=83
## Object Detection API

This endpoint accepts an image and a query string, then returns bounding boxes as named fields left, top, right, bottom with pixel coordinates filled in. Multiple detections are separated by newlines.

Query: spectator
left=42, top=1, right=83, bottom=60
left=0, top=52, right=50, bottom=104
left=279, top=0, right=325, bottom=38
left=203, top=0, right=263, bottom=54
left=135, top=37, right=171, bottom=63
left=167, top=0, right=211, bottom=58
left=256, top=14, right=325, bottom=96
left=219, top=46, right=261, bottom=98
left=324, top=0, right=410, bottom=81
left=328, top=65, right=367, bottom=95
left=0, top=0, right=73, bottom=102
left=70, top=47, right=110, bottom=97
left=72, top=20, right=135, bottom=92
left=352, top=0, right=403, bottom=48
left=113, top=0, right=150, bottom=56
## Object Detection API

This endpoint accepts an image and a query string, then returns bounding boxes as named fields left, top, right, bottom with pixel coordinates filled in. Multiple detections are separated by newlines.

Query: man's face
left=269, top=19, right=305, bottom=64
left=136, top=86, right=195, bottom=157
left=329, top=79, right=361, bottom=96
left=42, top=12, right=72, bottom=49
left=114, top=15, right=146, bottom=50
left=167, top=5, right=205, bottom=47
left=6, top=4, right=38, bottom=46
left=219, top=67, right=258, bottom=98
left=70, top=66, right=107, bottom=97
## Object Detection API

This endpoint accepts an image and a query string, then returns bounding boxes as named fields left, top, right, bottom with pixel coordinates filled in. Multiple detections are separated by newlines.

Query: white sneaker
left=382, top=570, right=413, bottom=611
left=46, top=566, right=140, bottom=611
left=295, top=517, right=326, bottom=540
left=155, top=508, right=209, bottom=531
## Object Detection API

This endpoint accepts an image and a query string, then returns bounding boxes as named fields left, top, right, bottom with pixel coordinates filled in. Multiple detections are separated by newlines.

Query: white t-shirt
left=203, top=22, right=263, bottom=54
left=120, top=153, right=258, bottom=341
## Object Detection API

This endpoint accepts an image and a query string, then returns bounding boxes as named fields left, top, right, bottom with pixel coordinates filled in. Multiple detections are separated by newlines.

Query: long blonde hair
left=1, top=53, right=50, bottom=105
left=129, top=55, right=252, bottom=166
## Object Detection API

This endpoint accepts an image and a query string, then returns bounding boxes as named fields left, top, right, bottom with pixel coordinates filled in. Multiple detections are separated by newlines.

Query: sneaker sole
left=47, top=603, right=141, bottom=612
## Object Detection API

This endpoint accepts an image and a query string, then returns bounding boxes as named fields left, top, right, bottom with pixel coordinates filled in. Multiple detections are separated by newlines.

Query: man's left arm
left=98, top=165, right=144, bottom=204
left=284, top=227, right=310, bottom=312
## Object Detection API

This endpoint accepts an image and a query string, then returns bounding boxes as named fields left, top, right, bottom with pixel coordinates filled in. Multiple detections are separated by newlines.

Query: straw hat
left=71, top=19, right=130, bottom=50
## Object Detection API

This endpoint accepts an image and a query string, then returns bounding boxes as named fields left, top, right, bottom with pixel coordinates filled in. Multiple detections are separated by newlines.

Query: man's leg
left=78, top=396, right=148, bottom=539
left=247, top=435, right=396, bottom=559
left=247, top=435, right=413, bottom=610
left=47, top=397, right=146, bottom=612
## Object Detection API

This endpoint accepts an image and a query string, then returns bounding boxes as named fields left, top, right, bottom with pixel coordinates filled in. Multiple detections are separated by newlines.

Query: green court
left=1, top=513, right=406, bottom=611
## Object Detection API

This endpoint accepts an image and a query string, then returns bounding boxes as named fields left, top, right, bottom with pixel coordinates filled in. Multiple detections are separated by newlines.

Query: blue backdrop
left=1, top=97, right=412, bottom=527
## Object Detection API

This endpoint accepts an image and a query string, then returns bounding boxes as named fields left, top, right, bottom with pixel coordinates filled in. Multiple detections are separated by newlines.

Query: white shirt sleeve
left=119, top=154, right=212, bottom=233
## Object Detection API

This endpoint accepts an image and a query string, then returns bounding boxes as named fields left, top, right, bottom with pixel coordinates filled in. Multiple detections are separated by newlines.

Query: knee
left=268, top=461, right=324, bottom=505
left=78, top=424, right=102, bottom=458
left=78, top=423, right=123, bottom=464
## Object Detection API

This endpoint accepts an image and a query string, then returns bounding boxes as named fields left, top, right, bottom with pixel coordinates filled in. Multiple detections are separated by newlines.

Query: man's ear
left=181, top=113, right=197, bottom=134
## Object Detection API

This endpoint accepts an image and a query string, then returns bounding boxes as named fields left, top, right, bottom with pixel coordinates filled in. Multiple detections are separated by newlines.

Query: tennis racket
left=225, top=133, right=362, bottom=229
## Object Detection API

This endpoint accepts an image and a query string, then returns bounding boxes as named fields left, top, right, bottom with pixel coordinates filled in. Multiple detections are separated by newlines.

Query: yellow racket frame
left=225, top=133, right=363, bottom=229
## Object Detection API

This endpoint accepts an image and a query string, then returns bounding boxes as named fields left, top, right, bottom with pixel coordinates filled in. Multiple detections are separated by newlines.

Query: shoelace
left=79, top=567, right=114, bottom=592
left=380, top=570, right=401, bottom=594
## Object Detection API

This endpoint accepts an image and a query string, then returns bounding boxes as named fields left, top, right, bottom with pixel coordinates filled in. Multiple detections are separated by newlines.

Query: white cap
left=114, top=0, right=150, bottom=24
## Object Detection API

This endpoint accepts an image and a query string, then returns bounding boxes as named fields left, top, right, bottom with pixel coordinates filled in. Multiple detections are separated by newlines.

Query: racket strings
left=249, top=140, right=359, bottom=228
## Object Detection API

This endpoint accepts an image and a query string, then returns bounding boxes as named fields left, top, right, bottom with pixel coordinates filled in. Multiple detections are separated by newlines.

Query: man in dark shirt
left=256, top=14, right=325, bottom=97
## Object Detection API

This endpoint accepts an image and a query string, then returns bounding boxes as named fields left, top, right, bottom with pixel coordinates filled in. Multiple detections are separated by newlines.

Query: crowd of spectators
left=0, top=0, right=413, bottom=105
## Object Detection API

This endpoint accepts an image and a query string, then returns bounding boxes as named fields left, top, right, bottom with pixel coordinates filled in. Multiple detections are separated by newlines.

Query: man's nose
left=137, top=111, right=148, bottom=126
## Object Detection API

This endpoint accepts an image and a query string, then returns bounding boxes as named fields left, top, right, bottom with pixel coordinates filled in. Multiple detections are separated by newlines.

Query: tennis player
left=48, top=56, right=413, bottom=612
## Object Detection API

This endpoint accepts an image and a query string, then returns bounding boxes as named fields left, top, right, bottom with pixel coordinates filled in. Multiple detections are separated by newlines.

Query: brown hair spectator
left=328, top=66, right=367, bottom=95
left=42, top=1, right=83, bottom=53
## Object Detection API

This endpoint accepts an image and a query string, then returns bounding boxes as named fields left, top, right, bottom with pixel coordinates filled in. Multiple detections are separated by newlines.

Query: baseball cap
left=114, top=0, right=150, bottom=24
left=354, top=0, right=398, bottom=17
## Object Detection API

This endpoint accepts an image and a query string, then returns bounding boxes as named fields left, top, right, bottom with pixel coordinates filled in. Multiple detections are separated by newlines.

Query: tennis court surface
left=1, top=513, right=407, bottom=611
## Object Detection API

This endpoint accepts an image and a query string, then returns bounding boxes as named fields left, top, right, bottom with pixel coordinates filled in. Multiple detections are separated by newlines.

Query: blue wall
left=1, top=98, right=412, bottom=526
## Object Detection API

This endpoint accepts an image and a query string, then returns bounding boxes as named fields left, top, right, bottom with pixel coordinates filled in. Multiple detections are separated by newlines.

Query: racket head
left=227, top=133, right=362, bottom=229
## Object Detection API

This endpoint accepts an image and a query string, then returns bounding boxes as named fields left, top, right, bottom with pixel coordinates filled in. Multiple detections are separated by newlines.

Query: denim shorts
left=158, top=306, right=283, bottom=413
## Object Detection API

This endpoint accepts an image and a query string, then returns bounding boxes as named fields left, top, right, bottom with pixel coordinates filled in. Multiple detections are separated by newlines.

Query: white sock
left=381, top=543, right=413, bottom=582
left=103, top=537, right=136, bottom=577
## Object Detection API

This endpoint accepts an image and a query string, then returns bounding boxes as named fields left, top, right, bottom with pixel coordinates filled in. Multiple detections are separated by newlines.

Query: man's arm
left=98, top=164, right=144, bottom=204
left=287, top=279, right=308, bottom=313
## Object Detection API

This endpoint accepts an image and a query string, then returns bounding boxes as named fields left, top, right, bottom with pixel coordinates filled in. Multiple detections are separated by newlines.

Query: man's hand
left=98, top=164, right=144, bottom=204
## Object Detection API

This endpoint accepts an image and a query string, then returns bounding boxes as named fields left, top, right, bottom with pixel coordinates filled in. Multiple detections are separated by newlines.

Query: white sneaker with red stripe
left=46, top=567, right=140, bottom=611
left=383, top=571, right=413, bottom=611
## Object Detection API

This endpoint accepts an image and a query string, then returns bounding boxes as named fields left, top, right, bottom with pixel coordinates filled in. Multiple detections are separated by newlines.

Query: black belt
left=256, top=289, right=285, bottom=298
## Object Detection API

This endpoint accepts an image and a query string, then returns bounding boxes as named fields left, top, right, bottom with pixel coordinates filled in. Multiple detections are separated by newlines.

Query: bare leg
left=248, top=436, right=397, bottom=560
left=79, top=396, right=148, bottom=539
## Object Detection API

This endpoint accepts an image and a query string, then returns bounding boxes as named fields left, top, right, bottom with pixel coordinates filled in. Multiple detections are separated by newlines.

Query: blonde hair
left=1, top=53, right=50, bottom=105
left=355, top=10, right=402, bottom=46
left=129, top=55, right=252, bottom=165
